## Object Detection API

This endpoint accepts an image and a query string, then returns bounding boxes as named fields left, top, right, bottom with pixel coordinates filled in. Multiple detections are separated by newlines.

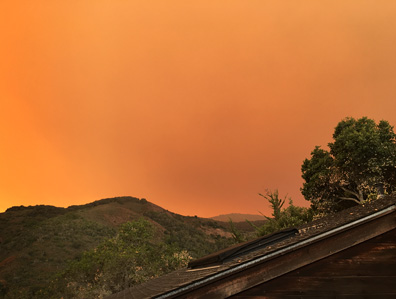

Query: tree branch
left=340, top=186, right=359, bottom=198
left=338, top=196, right=362, bottom=205
left=340, top=186, right=364, bottom=203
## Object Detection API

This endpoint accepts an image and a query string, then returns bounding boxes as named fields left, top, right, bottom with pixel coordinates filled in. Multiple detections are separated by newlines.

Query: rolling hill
left=0, top=196, right=252, bottom=298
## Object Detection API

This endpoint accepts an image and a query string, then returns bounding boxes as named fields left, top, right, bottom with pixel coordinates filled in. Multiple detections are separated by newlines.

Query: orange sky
left=1, top=1, right=396, bottom=217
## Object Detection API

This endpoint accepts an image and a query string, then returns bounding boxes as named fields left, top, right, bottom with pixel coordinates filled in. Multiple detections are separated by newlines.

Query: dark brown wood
left=231, top=229, right=396, bottom=298
left=232, top=295, right=396, bottom=299
left=234, top=276, right=396, bottom=296
left=173, top=211, right=396, bottom=298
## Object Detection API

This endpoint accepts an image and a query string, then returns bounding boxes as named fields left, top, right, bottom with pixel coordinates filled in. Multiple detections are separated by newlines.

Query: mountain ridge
left=0, top=196, right=244, bottom=297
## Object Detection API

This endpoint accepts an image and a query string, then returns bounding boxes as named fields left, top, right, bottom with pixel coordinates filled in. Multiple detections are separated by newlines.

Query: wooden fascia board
left=158, top=205, right=396, bottom=298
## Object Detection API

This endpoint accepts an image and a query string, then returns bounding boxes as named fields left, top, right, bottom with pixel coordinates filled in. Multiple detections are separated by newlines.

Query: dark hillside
left=0, top=205, right=115, bottom=298
left=211, top=213, right=265, bottom=222
left=0, top=196, right=236, bottom=298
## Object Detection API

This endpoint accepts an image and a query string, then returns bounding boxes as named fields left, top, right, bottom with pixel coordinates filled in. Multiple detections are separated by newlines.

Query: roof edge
left=156, top=204, right=396, bottom=298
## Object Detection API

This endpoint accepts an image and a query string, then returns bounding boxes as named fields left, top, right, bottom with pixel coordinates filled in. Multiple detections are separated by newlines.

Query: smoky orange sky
left=1, top=1, right=396, bottom=217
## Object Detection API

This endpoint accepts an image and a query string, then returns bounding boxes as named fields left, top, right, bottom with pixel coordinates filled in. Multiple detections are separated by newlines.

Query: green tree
left=302, top=117, right=396, bottom=213
left=258, top=189, right=285, bottom=221
left=228, top=218, right=246, bottom=243
left=253, top=190, right=313, bottom=236
left=41, top=218, right=191, bottom=299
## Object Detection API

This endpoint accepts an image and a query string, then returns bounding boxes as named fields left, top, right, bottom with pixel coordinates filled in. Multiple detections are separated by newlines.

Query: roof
left=187, top=227, right=298, bottom=269
left=107, top=195, right=396, bottom=299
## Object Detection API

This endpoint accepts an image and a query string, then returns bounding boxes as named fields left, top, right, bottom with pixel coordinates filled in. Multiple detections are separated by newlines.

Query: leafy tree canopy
left=301, top=117, right=396, bottom=213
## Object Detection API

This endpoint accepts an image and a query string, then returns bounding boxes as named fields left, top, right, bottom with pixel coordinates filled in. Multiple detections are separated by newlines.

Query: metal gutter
left=155, top=204, right=396, bottom=299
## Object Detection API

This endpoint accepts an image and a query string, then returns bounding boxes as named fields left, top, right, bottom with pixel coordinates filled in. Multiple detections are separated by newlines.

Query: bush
left=41, top=218, right=191, bottom=298
left=253, top=190, right=314, bottom=236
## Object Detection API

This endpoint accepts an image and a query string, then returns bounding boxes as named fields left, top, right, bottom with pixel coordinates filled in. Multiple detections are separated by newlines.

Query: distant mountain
left=211, top=213, right=265, bottom=222
left=0, top=196, right=238, bottom=298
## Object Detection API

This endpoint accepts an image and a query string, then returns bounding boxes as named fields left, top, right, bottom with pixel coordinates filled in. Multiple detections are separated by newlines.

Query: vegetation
left=0, top=197, right=238, bottom=298
left=40, top=219, right=191, bottom=299
left=228, top=218, right=246, bottom=243
left=0, top=209, right=115, bottom=299
left=249, top=190, right=313, bottom=236
left=211, top=214, right=265, bottom=222
left=301, top=117, right=396, bottom=214
left=143, top=211, right=234, bottom=259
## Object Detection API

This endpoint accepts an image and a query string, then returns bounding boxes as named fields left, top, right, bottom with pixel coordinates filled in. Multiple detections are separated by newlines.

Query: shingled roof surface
left=106, top=195, right=396, bottom=299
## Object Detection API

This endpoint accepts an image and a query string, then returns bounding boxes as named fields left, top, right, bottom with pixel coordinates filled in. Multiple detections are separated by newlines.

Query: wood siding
left=230, top=229, right=396, bottom=298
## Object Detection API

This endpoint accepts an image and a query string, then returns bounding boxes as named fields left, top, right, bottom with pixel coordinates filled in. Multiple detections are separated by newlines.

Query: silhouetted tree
left=302, top=117, right=396, bottom=213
